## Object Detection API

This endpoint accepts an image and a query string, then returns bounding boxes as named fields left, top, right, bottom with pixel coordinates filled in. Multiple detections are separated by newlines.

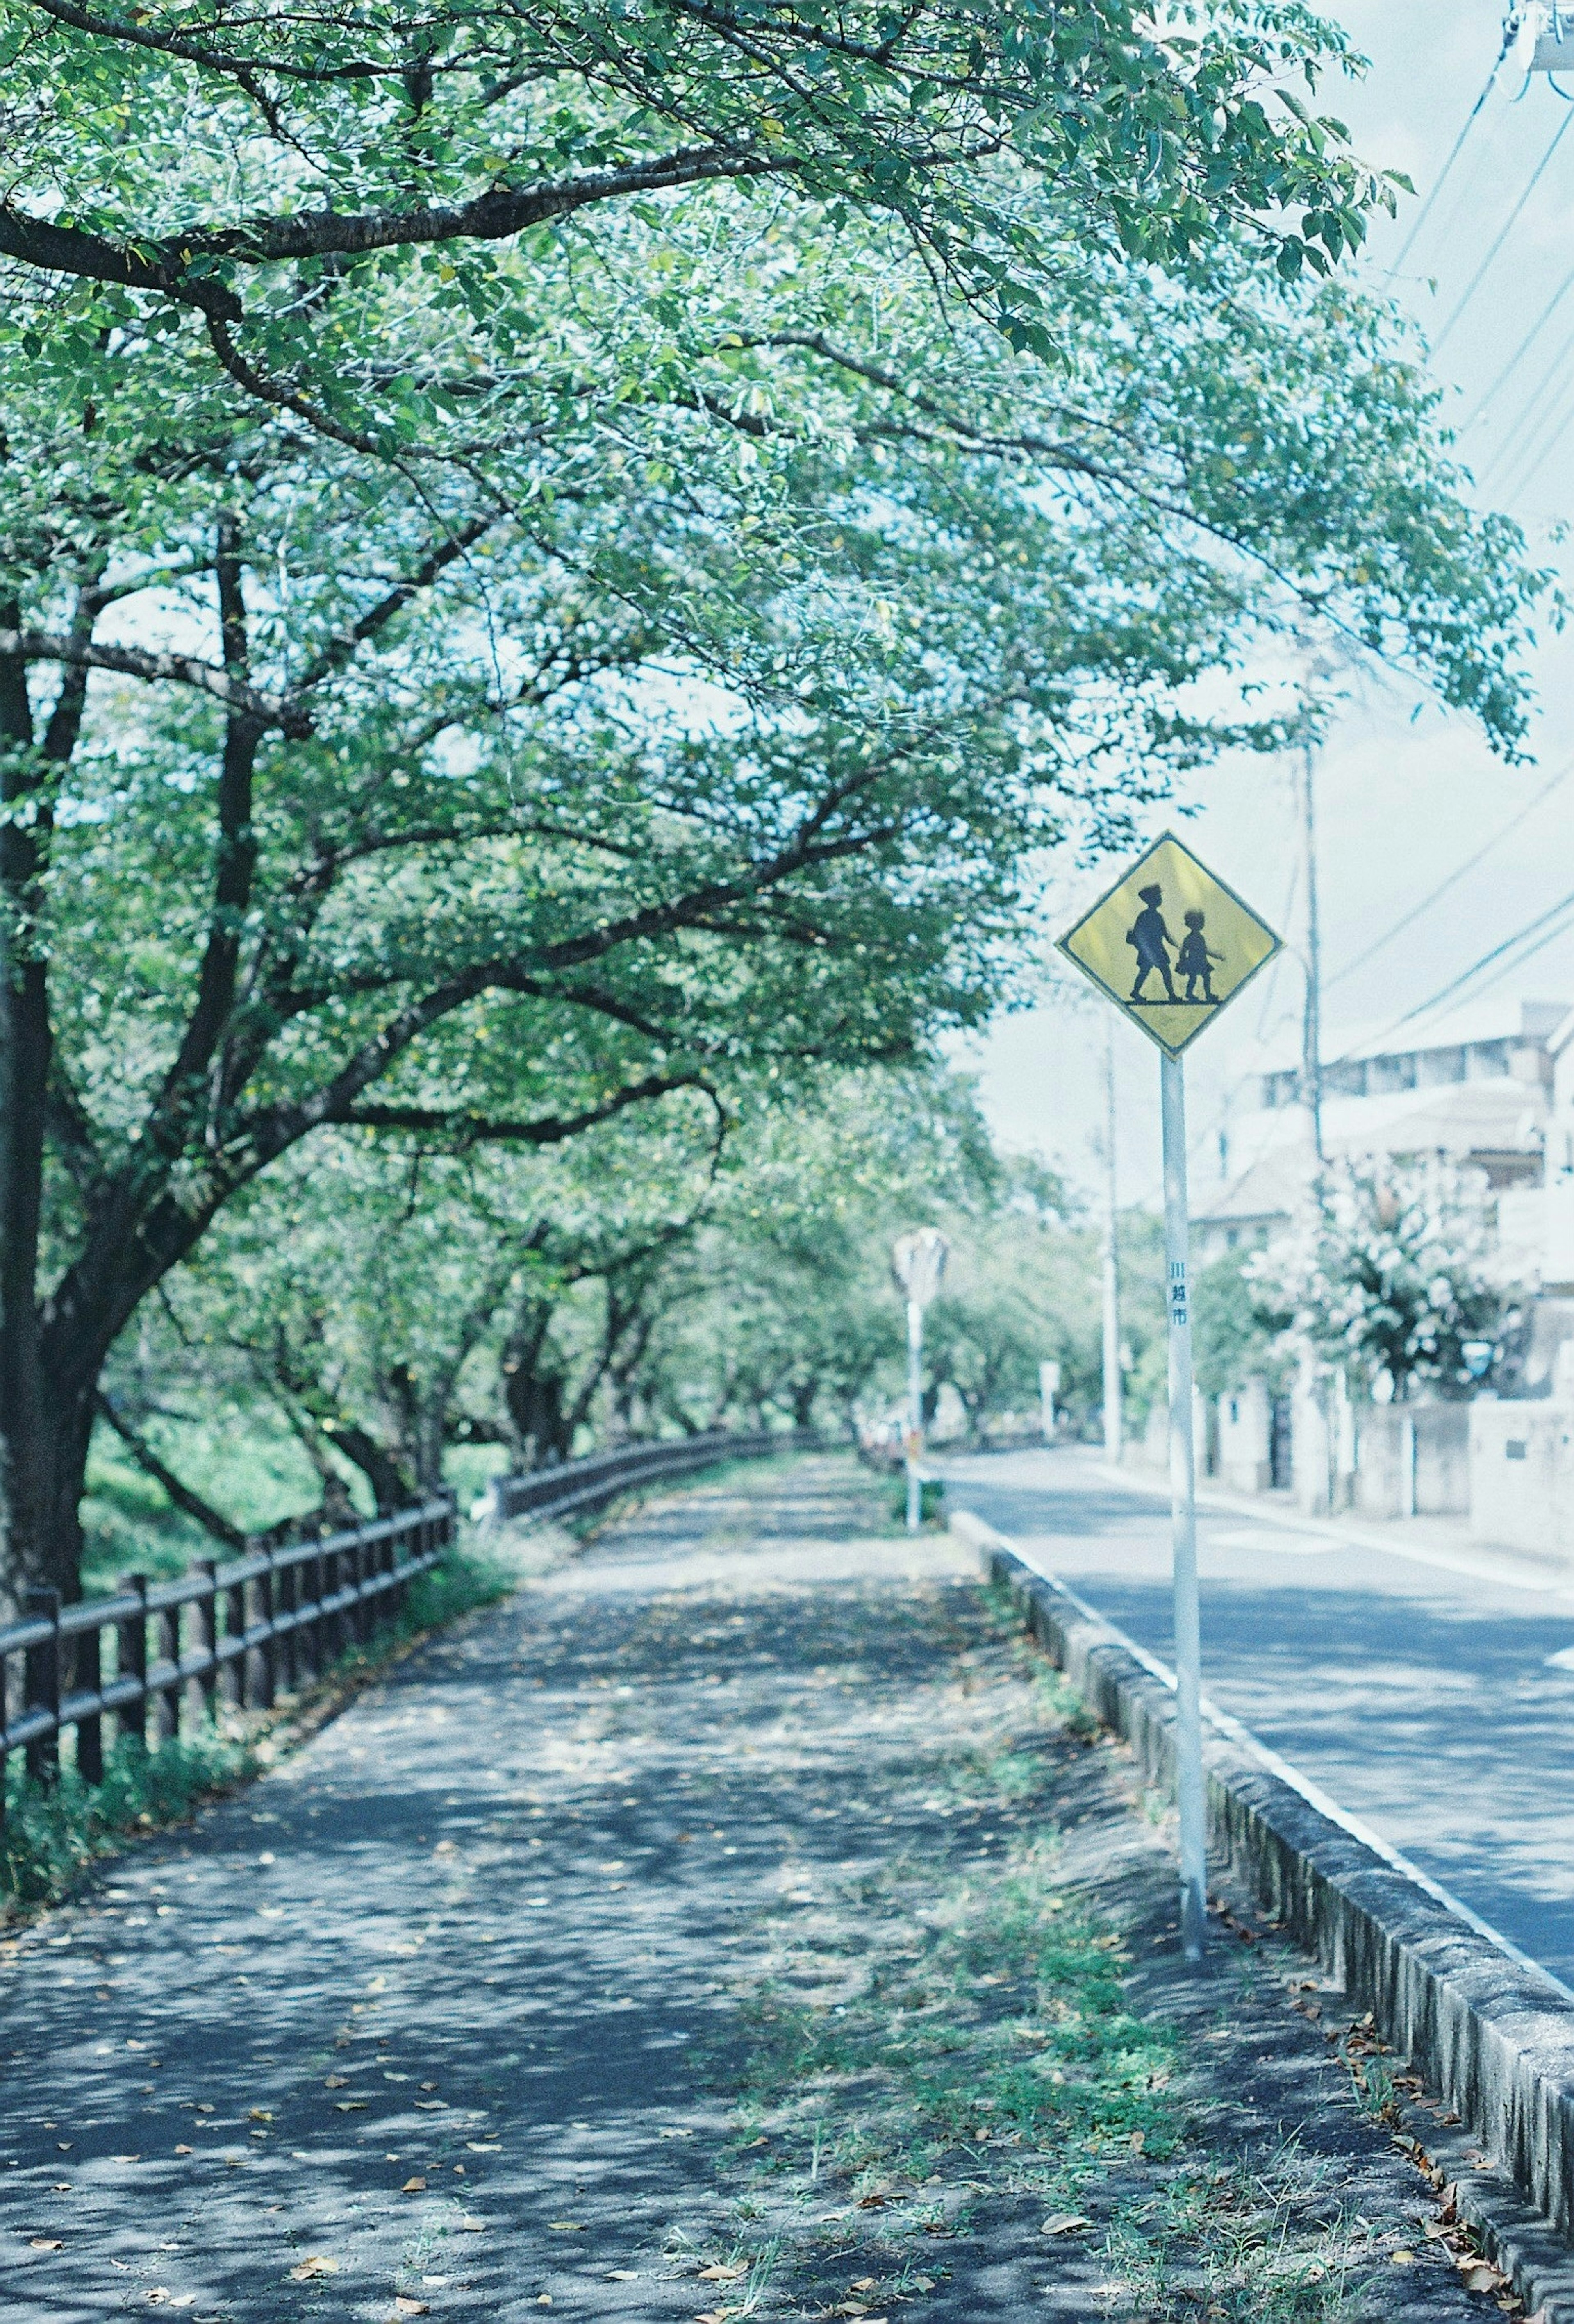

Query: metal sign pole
left=1057, top=829, right=1281, bottom=1968
left=1161, top=1052, right=1207, bottom=1962
left=906, top=1297, right=923, bottom=1533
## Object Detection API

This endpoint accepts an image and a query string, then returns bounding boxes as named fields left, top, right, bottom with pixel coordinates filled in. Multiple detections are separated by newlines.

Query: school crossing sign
left=1056, top=831, right=1282, bottom=1058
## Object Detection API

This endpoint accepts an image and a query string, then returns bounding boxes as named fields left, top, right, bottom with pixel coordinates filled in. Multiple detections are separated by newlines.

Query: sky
left=960, top=0, right=1574, bottom=1212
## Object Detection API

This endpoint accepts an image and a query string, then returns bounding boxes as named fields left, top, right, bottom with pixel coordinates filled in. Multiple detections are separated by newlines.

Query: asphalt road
left=941, top=1445, right=1574, bottom=1990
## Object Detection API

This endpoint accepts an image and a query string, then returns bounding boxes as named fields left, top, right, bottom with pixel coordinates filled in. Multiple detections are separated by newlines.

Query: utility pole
left=1101, top=1025, right=1123, bottom=1465
left=1299, top=705, right=1326, bottom=1165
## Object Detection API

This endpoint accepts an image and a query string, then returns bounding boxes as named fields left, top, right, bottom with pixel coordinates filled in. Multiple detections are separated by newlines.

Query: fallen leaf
left=28, top=2238, right=62, bottom=2252
left=857, top=2194, right=886, bottom=2210
left=698, top=2264, right=746, bottom=2282
left=289, top=2257, right=339, bottom=2282
left=173, top=2145, right=193, bottom=2156
left=414, top=2099, right=447, bottom=2111
left=549, top=2221, right=585, bottom=2233
left=401, top=2177, right=427, bottom=2193
left=607, top=2272, right=639, bottom=2282
left=851, top=2279, right=878, bottom=2293
left=457, top=2216, right=487, bottom=2232
left=248, top=2110, right=273, bottom=2124
left=323, top=2076, right=347, bottom=2089
left=466, top=2141, right=500, bottom=2153
left=392, top=2301, right=430, bottom=2317
left=335, top=2101, right=367, bottom=2112
left=1460, top=2262, right=1506, bottom=2294
left=1390, top=2249, right=1416, bottom=2265
left=1041, top=2215, right=1091, bottom=2237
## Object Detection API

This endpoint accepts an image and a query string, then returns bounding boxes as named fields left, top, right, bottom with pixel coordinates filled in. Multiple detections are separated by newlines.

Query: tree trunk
left=0, top=1362, right=97, bottom=1605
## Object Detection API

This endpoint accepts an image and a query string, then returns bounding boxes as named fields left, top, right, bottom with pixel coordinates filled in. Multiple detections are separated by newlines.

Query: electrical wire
left=1497, top=364, right=1574, bottom=501
left=1326, top=881, right=1574, bottom=1067
left=1431, top=107, right=1574, bottom=357
left=1474, top=299, right=1574, bottom=491
left=1461, top=251, right=1574, bottom=431
left=1326, top=759, right=1574, bottom=990
left=1385, top=29, right=1514, bottom=282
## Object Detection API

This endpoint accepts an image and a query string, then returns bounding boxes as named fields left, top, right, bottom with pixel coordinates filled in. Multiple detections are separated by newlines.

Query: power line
left=1462, top=251, right=1574, bottom=431
left=1432, top=107, right=1574, bottom=357
left=1386, top=30, right=1514, bottom=283
left=1474, top=299, right=1574, bottom=491
left=1328, top=881, right=1574, bottom=1068
left=1499, top=363, right=1574, bottom=501
left=1326, top=759, right=1574, bottom=990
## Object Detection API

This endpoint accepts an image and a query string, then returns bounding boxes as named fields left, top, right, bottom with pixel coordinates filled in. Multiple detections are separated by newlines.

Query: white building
left=1192, top=997, right=1564, bottom=1278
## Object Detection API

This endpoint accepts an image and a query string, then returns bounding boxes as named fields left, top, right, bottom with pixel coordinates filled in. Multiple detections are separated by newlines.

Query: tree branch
left=321, top=1070, right=710, bottom=1145
left=0, top=205, right=243, bottom=320
left=94, top=1392, right=248, bottom=1550
left=0, top=625, right=311, bottom=736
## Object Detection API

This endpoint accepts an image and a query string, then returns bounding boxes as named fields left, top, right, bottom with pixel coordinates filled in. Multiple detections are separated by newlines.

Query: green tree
left=1246, top=1161, right=1519, bottom=1401
left=917, top=1165, right=1091, bottom=1442
left=0, top=9, right=1553, bottom=1598
left=1191, top=1249, right=1290, bottom=1401
left=628, top=1069, right=997, bottom=1436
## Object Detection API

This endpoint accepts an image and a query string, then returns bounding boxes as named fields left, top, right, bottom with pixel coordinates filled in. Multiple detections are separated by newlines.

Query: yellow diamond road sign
left=1057, top=831, right=1282, bottom=1058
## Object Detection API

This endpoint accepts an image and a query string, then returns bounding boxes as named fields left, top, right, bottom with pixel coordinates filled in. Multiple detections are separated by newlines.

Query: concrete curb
left=955, top=1507, right=1574, bottom=2318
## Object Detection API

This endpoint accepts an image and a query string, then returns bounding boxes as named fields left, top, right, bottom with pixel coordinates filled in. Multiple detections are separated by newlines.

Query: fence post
left=381, top=1524, right=398, bottom=1630
left=302, top=1543, right=323, bottom=1682
left=116, top=1573, right=149, bottom=1751
left=23, top=1587, right=61, bottom=1785
left=248, top=1549, right=276, bottom=1711
left=224, top=1566, right=246, bottom=1708
left=154, top=1594, right=180, bottom=1745
left=277, top=1553, right=298, bottom=1693
left=194, top=1561, right=218, bottom=1722
left=327, top=1538, right=346, bottom=1661
left=75, top=1620, right=104, bottom=1786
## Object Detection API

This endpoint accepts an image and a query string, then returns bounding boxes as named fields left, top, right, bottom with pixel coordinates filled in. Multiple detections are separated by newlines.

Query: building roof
left=1321, top=1075, right=1547, bottom=1159
left=1253, top=995, right=1567, bottom=1078
left=1193, top=1145, right=1310, bottom=1228
left=1196, top=1078, right=1546, bottom=1231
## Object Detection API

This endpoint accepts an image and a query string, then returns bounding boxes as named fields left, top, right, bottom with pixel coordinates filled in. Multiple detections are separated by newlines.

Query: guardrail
left=0, top=1497, right=455, bottom=1799
left=489, top=1428, right=781, bottom=1526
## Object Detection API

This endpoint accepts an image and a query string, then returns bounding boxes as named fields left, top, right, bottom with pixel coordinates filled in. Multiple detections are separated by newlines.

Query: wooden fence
left=489, top=1427, right=779, bottom=1526
left=0, top=1426, right=793, bottom=1807
left=0, top=1497, right=454, bottom=1798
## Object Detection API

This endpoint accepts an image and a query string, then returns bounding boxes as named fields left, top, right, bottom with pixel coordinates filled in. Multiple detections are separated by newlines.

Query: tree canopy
left=0, top=0, right=1557, bottom=1601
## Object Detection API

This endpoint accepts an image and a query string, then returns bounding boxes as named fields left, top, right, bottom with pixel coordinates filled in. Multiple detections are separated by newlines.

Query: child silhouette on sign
left=1126, top=883, right=1177, bottom=1002
left=1177, top=909, right=1224, bottom=1004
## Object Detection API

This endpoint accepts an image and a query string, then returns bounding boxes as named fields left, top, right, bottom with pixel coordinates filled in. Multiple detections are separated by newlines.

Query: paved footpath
left=0, top=1456, right=1509, bottom=2321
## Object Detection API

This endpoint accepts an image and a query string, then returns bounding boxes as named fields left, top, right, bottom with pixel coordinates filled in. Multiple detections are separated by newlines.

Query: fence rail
left=489, top=1428, right=781, bottom=1526
left=0, top=1427, right=793, bottom=1809
left=0, top=1498, right=455, bottom=1800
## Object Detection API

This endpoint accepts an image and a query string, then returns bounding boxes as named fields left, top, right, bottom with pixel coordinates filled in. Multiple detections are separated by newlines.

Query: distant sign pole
left=892, top=1229, right=949, bottom=1533
left=1039, top=1359, right=1061, bottom=1441
left=1058, top=831, right=1281, bottom=1962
